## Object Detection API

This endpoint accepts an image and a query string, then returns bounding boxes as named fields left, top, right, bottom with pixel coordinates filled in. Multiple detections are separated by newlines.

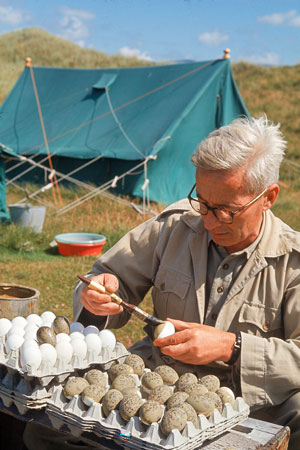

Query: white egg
left=56, top=333, right=71, bottom=343
left=7, top=325, right=25, bottom=337
left=40, top=343, right=57, bottom=366
left=21, top=339, right=39, bottom=351
left=83, top=325, right=99, bottom=336
left=155, top=321, right=175, bottom=339
left=71, top=338, right=87, bottom=358
left=85, top=333, right=102, bottom=355
left=24, top=330, right=38, bottom=341
left=26, top=314, right=42, bottom=327
left=40, top=311, right=56, bottom=324
left=70, top=322, right=84, bottom=333
left=0, top=318, right=12, bottom=336
left=5, top=334, right=24, bottom=352
left=24, top=322, right=39, bottom=333
left=12, top=316, right=28, bottom=328
left=55, top=341, right=73, bottom=363
left=41, top=321, right=53, bottom=329
left=98, top=329, right=116, bottom=350
left=21, top=346, right=42, bottom=370
left=70, top=331, right=85, bottom=340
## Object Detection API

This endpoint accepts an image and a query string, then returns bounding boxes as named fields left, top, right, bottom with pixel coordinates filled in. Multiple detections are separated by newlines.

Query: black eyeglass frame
left=187, top=183, right=268, bottom=224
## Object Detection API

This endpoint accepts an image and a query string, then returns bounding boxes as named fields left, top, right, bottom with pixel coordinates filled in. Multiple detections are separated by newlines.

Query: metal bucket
left=0, top=284, right=40, bottom=319
left=8, top=204, right=46, bottom=233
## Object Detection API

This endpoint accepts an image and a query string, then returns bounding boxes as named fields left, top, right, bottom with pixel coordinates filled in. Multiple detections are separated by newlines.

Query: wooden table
left=0, top=401, right=290, bottom=450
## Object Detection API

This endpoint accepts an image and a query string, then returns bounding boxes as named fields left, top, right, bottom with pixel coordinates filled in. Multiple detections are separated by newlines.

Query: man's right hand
left=80, top=273, right=123, bottom=316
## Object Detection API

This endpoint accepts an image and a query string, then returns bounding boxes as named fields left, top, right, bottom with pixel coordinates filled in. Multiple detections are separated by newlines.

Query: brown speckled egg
left=199, top=374, right=220, bottom=392
left=81, top=384, right=106, bottom=406
left=148, top=384, right=173, bottom=404
left=84, top=369, right=107, bottom=387
left=139, top=400, right=163, bottom=425
left=175, top=372, right=198, bottom=392
left=184, top=382, right=208, bottom=396
left=180, top=402, right=199, bottom=427
left=166, top=391, right=189, bottom=410
left=124, top=354, right=145, bottom=377
left=101, top=389, right=124, bottom=417
left=121, top=387, right=142, bottom=398
left=154, top=365, right=179, bottom=385
left=205, top=391, right=223, bottom=413
left=63, top=377, right=89, bottom=399
left=141, top=371, right=163, bottom=393
left=216, top=387, right=235, bottom=407
left=119, top=394, right=143, bottom=421
left=186, top=393, right=215, bottom=417
left=53, top=316, right=70, bottom=335
left=160, top=407, right=187, bottom=436
left=112, top=374, right=136, bottom=392
left=37, top=326, right=56, bottom=347
left=108, top=363, right=134, bottom=382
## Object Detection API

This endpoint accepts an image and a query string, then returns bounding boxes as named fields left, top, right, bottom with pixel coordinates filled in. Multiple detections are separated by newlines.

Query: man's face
left=195, top=168, right=268, bottom=253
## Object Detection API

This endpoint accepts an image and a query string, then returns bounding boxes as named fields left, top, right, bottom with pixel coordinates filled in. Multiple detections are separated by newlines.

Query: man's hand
left=153, top=318, right=236, bottom=365
left=80, top=273, right=123, bottom=316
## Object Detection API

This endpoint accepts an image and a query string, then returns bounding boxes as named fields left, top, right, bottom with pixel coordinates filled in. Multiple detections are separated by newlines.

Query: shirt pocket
left=152, top=266, right=191, bottom=320
left=238, top=302, right=283, bottom=337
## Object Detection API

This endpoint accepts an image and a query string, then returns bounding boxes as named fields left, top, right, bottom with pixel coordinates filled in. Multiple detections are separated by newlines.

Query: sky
left=1, top=0, right=300, bottom=66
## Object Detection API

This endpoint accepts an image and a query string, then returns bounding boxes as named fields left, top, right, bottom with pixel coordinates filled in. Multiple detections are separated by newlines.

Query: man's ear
left=263, top=184, right=279, bottom=211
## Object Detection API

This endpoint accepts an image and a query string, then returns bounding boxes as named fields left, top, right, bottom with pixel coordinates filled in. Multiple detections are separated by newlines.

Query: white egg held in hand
left=40, top=343, right=57, bottom=366
left=71, top=338, right=87, bottom=358
left=21, top=346, right=42, bottom=370
left=55, top=341, right=73, bottom=363
left=98, top=329, right=116, bottom=350
left=85, top=333, right=102, bottom=355
left=154, top=321, right=175, bottom=339
left=0, top=318, right=12, bottom=336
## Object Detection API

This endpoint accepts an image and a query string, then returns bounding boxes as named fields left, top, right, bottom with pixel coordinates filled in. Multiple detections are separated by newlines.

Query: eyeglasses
left=188, top=184, right=268, bottom=224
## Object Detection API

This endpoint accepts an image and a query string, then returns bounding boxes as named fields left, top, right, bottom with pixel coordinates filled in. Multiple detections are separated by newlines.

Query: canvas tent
left=0, top=58, right=249, bottom=206
left=0, top=144, right=20, bottom=222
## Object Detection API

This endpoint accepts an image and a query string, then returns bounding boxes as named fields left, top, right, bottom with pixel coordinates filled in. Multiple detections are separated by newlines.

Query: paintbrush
left=77, top=275, right=165, bottom=326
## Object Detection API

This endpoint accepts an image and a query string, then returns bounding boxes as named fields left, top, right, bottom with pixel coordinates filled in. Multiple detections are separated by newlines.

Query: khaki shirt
left=73, top=200, right=300, bottom=409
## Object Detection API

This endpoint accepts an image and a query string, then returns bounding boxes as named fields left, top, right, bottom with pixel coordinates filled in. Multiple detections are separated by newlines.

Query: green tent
left=0, top=144, right=20, bottom=222
left=0, top=58, right=249, bottom=204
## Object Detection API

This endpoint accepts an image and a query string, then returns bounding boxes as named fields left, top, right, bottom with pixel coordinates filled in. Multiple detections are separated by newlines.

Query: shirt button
left=223, top=263, right=229, bottom=270
left=212, top=313, right=218, bottom=321
left=217, top=286, right=224, bottom=294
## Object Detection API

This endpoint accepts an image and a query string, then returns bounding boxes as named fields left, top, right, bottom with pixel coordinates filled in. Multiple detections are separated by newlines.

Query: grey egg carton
left=0, top=366, right=54, bottom=415
left=46, top=384, right=250, bottom=450
left=0, top=337, right=129, bottom=387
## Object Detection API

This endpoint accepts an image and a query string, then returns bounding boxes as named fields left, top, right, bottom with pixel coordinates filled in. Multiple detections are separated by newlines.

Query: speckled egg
left=121, top=387, right=142, bottom=398
left=36, top=326, right=57, bottom=347
left=81, top=384, right=107, bottom=406
left=166, top=391, right=189, bottom=410
left=199, top=374, right=220, bottom=392
left=205, top=391, right=223, bottom=413
left=53, top=316, right=70, bottom=335
left=184, top=382, right=208, bottom=396
left=112, top=374, right=136, bottom=392
left=216, top=387, right=235, bottom=407
left=139, top=400, right=163, bottom=425
left=154, top=365, right=179, bottom=385
left=101, top=389, right=124, bottom=417
left=119, top=394, right=143, bottom=421
left=124, top=354, right=145, bottom=377
left=63, top=377, right=89, bottom=399
left=175, top=372, right=198, bottom=392
left=108, top=363, right=134, bottom=382
left=148, top=384, right=173, bottom=404
left=84, top=369, right=107, bottom=388
left=141, top=371, right=163, bottom=393
left=186, top=392, right=215, bottom=417
left=181, top=401, right=199, bottom=427
left=160, top=407, right=188, bottom=436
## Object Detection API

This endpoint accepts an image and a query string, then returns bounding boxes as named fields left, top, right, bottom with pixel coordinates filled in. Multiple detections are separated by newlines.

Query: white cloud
left=242, top=52, right=280, bottom=66
left=258, top=10, right=300, bottom=26
left=0, top=5, right=30, bottom=25
left=59, top=7, right=95, bottom=46
left=119, top=46, right=152, bottom=61
left=198, top=30, right=228, bottom=46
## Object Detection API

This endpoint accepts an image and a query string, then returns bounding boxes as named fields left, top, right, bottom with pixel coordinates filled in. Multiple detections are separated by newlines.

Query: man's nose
left=202, top=210, right=221, bottom=230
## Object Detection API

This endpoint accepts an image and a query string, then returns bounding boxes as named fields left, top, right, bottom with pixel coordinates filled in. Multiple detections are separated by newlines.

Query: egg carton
left=0, top=340, right=129, bottom=386
left=46, top=384, right=250, bottom=450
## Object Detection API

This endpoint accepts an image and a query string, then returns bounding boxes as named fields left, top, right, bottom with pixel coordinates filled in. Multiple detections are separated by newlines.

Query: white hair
left=191, top=115, right=286, bottom=193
